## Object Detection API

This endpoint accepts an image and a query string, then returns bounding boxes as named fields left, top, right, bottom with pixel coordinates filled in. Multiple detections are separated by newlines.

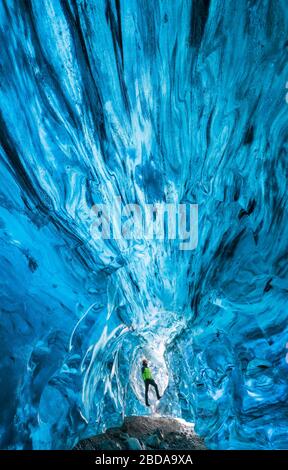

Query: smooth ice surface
left=0, top=0, right=288, bottom=450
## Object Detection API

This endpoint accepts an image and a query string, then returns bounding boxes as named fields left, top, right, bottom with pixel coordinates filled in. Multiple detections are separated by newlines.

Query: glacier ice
left=0, top=0, right=288, bottom=450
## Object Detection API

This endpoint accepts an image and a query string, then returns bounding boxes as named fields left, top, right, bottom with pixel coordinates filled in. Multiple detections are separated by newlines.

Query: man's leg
left=145, top=380, right=150, bottom=406
left=150, top=379, right=161, bottom=399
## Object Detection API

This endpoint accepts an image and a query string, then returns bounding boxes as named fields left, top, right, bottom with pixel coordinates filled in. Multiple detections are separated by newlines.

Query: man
left=141, top=359, right=161, bottom=407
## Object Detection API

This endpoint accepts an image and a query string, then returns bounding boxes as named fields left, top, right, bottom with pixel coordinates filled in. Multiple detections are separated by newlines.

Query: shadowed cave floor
left=74, top=416, right=207, bottom=450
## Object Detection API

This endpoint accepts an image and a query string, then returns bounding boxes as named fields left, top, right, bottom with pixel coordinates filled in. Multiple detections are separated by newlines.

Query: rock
left=126, top=437, right=143, bottom=450
left=145, top=434, right=161, bottom=449
left=74, top=416, right=206, bottom=451
left=156, top=429, right=164, bottom=440
left=101, top=439, right=122, bottom=450
left=75, top=437, right=122, bottom=451
left=118, top=432, right=130, bottom=441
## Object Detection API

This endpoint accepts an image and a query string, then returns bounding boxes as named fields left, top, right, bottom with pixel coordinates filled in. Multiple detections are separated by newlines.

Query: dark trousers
left=144, top=379, right=160, bottom=405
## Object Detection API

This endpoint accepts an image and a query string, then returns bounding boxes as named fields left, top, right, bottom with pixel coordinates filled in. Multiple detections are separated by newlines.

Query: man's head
left=142, top=359, right=148, bottom=367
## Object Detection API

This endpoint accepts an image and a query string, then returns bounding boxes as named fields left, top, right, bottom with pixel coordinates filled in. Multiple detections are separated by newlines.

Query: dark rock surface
left=74, top=416, right=207, bottom=450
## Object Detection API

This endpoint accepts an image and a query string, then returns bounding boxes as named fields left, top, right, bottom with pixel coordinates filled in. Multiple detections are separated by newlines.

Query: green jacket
left=142, top=366, right=152, bottom=381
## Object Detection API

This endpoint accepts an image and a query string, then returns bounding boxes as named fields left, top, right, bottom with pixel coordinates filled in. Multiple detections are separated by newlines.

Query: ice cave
left=0, top=0, right=288, bottom=450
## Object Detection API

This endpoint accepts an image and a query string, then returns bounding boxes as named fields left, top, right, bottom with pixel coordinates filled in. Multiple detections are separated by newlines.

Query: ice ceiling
left=1, top=0, right=288, bottom=450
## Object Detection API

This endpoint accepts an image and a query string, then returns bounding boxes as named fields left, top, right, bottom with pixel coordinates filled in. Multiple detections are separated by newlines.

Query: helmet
left=142, top=358, right=148, bottom=366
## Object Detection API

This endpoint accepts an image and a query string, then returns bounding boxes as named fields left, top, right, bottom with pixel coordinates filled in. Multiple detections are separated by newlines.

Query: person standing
left=141, top=359, right=161, bottom=407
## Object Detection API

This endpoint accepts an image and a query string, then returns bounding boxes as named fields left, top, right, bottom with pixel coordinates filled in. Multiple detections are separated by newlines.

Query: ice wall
left=0, top=0, right=288, bottom=449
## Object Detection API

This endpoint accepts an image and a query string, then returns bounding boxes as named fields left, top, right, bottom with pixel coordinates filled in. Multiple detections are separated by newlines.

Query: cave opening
left=130, top=343, right=169, bottom=410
